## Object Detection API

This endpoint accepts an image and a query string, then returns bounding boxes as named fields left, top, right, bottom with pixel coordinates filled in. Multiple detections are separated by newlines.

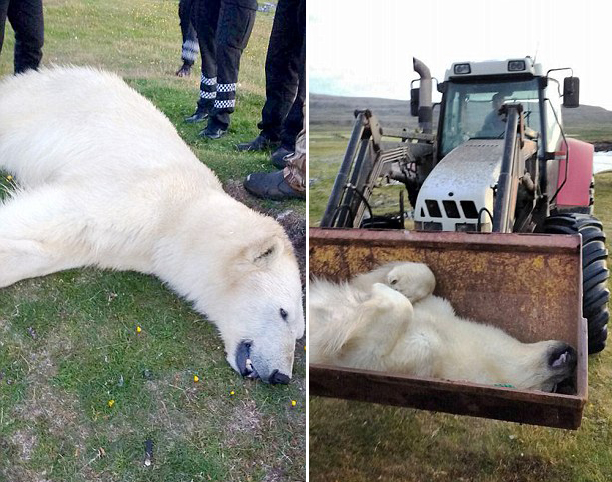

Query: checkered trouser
left=194, top=0, right=257, bottom=128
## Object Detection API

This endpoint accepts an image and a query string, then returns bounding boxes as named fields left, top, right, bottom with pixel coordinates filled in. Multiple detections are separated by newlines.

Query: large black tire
left=544, top=213, right=610, bottom=354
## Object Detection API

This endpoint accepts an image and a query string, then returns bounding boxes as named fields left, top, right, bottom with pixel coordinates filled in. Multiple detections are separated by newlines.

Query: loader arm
left=493, top=104, right=539, bottom=233
left=320, top=110, right=433, bottom=228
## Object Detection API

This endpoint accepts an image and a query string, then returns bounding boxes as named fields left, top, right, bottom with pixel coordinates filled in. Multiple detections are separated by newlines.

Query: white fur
left=310, top=262, right=575, bottom=391
left=350, top=261, right=436, bottom=303
left=0, top=66, right=304, bottom=383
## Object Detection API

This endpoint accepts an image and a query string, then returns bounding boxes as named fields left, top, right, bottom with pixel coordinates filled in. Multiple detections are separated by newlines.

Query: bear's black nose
left=268, top=369, right=290, bottom=385
left=548, top=343, right=577, bottom=370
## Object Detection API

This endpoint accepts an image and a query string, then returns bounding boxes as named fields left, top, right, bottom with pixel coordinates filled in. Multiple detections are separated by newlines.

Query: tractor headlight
left=508, top=60, right=526, bottom=72
left=453, top=63, right=471, bottom=75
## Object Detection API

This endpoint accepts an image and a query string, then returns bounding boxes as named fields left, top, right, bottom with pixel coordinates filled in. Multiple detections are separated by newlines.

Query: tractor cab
left=436, top=58, right=567, bottom=161
left=412, top=57, right=583, bottom=233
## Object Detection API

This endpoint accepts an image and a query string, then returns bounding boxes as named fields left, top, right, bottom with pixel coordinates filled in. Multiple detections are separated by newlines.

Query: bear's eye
left=280, top=308, right=288, bottom=320
left=390, top=279, right=398, bottom=285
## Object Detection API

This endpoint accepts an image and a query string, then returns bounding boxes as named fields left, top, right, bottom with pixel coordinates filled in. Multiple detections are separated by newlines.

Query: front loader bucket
left=309, top=228, right=588, bottom=429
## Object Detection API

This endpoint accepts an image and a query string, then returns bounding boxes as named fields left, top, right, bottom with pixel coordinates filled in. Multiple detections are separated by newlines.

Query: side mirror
left=410, top=87, right=420, bottom=117
left=563, top=77, right=580, bottom=108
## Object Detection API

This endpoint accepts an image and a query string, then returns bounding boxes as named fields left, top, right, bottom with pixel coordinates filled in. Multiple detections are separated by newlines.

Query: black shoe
left=176, top=62, right=192, bottom=77
left=200, top=125, right=227, bottom=139
left=244, top=170, right=305, bottom=200
left=236, top=134, right=280, bottom=152
left=271, top=146, right=295, bottom=169
left=185, top=107, right=208, bottom=123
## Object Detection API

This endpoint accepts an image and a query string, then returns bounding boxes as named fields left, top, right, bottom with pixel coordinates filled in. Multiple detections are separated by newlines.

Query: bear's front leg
left=0, top=238, right=82, bottom=288
left=0, top=189, right=88, bottom=288
left=352, top=283, right=414, bottom=360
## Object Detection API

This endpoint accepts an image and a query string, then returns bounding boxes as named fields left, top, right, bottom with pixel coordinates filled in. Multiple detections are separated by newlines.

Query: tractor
left=320, top=57, right=609, bottom=354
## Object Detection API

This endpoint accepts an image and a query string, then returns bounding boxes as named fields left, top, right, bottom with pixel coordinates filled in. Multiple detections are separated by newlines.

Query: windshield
left=440, top=79, right=541, bottom=157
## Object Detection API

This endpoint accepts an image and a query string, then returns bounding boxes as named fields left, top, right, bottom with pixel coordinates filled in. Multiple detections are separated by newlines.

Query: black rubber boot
left=176, top=62, right=193, bottom=77
left=236, top=134, right=280, bottom=152
left=200, top=123, right=227, bottom=139
left=185, top=106, right=209, bottom=123
left=244, top=170, right=305, bottom=200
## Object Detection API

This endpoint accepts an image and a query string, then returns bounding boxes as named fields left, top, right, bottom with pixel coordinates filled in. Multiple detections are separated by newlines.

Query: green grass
left=0, top=1, right=304, bottom=481
left=308, top=127, right=406, bottom=227
left=309, top=121, right=612, bottom=480
left=565, top=125, right=612, bottom=144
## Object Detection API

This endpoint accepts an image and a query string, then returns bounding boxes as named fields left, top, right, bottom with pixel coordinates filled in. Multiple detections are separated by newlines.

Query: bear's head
left=217, top=232, right=304, bottom=384
left=178, top=226, right=304, bottom=384
left=157, top=202, right=304, bottom=384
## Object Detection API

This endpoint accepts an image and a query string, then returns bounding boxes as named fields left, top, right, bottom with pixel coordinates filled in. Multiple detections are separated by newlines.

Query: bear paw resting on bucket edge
left=309, top=261, right=576, bottom=392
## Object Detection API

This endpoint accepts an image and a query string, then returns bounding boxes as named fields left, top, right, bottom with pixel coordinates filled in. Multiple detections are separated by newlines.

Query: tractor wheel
left=544, top=213, right=610, bottom=354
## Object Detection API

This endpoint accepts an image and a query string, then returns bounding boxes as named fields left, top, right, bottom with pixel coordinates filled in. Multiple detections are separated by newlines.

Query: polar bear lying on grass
left=0, top=67, right=304, bottom=384
left=310, top=262, right=576, bottom=392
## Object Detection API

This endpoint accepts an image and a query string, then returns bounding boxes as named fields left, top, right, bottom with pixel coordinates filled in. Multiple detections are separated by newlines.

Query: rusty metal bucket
left=309, top=228, right=588, bottom=429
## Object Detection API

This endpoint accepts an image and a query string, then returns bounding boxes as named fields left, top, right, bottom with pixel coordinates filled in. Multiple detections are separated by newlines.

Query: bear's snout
left=548, top=343, right=577, bottom=372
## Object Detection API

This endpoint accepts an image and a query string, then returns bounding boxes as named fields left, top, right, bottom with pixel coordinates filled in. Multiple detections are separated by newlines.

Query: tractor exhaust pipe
left=413, top=57, right=433, bottom=134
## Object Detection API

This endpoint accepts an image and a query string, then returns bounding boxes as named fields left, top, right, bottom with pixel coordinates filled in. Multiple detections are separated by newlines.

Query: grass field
left=309, top=127, right=612, bottom=481
left=0, top=2, right=305, bottom=481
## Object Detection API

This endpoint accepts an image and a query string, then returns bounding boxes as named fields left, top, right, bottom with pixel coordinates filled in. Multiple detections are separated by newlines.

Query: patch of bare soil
left=10, top=430, right=37, bottom=461
left=143, top=376, right=197, bottom=443
left=11, top=336, right=90, bottom=466
left=225, top=399, right=263, bottom=448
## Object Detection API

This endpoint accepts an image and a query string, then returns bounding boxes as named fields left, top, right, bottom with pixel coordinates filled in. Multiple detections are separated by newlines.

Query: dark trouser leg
left=207, top=0, right=257, bottom=131
left=179, top=0, right=198, bottom=65
left=194, top=0, right=220, bottom=112
left=0, top=0, right=9, bottom=57
left=280, top=49, right=305, bottom=150
left=257, top=0, right=301, bottom=142
left=279, top=0, right=305, bottom=150
left=8, top=0, right=43, bottom=73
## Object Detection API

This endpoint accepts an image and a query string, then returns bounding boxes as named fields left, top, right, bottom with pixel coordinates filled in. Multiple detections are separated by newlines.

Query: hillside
left=310, top=93, right=612, bottom=147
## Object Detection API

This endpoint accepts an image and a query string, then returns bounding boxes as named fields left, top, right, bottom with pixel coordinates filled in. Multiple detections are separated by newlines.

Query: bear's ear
left=240, top=235, right=284, bottom=270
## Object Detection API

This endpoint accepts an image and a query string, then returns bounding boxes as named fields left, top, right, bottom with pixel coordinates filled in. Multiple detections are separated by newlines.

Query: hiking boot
left=236, top=134, right=280, bottom=152
left=200, top=124, right=227, bottom=139
left=244, top=170, right=305, bottom=200
left=185, top=107, right=208, bottom=123
left=271, top=146, right=294, bottom=169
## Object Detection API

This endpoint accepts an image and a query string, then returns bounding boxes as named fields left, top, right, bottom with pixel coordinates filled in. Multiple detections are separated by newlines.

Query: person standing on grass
left=0, top=0, right=44, bottom=74
left=244, top=120, right=306, bottom=200
left=244, top=103, right=305, bottom=201
left=184, top=0, right=258, bottom=140
left=176, top=0, right=199, bottom=77
left=236, top=0, right=305, bottom=169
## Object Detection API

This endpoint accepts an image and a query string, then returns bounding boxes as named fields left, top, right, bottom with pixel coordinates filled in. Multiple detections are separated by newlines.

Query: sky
left=308, top=0, right=612, bottom=110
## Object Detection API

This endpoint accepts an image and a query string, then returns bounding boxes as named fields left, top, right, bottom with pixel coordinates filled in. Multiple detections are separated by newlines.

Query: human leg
left=202, top=0, right=257, bottom=137
left=8, top=0, right=44, bottom=73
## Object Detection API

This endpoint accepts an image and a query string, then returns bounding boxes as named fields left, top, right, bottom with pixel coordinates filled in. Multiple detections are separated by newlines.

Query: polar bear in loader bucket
left=310, top=262, right=577, bottom=392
